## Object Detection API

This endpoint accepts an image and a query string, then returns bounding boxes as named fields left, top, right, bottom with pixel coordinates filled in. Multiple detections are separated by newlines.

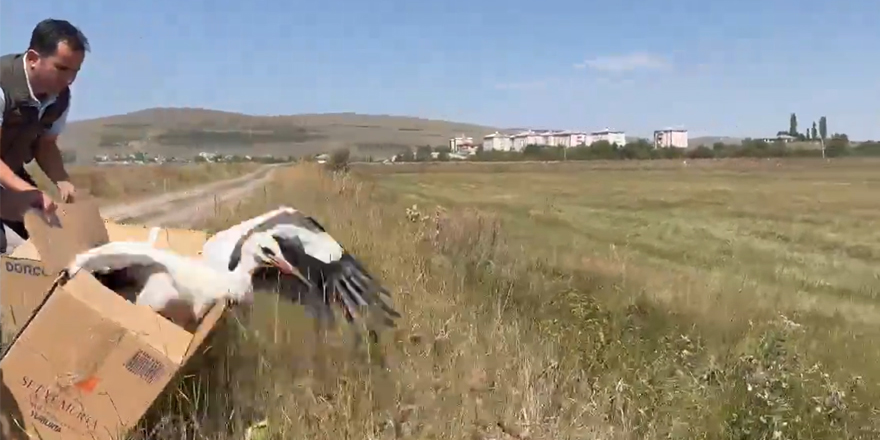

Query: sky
left=1, top=0, right=877, bottom=140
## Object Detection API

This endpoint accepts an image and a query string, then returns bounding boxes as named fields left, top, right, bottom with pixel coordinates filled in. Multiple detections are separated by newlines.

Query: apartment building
left=653, top=128, right=688, bottom=148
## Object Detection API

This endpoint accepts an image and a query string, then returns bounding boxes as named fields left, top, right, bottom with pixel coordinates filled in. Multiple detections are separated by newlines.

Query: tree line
left=390, top=111, right=874, bottom=162
left=784, top=113, right=830, bottom=142
left=389, top=136, right=880, bottom=163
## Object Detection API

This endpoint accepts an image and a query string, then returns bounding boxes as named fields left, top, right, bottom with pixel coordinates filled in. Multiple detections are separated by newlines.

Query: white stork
left=64, top=229, right=295, bottom=327
left=201, top=206, right=401, bottom=339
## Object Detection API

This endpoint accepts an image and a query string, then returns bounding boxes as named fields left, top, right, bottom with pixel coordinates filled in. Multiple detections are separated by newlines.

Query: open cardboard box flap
left=8, top=240, right=39, bottom=259
left=23, top=199, right=109, bottom=274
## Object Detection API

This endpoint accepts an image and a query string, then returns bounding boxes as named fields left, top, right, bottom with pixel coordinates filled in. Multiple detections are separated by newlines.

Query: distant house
left=477, top=127, right=625, bottom=151
left=588, top=128, right=627, bottom=146
left=449, top=134, right=476, bottom=153
left=525, top=131, right=545, bottom=146
left=510, top=131, right=531, bottom=151
left=760, top=134, right=797, bottom=143
left=542, top=131, right=567, bottom=147
left=653, top=128, right=689, bottom=148
left=546, top=131, right=589, bottom=147
left=482, top=132, right=514, bottom=151
left=568, top=131, right=589, bottom=147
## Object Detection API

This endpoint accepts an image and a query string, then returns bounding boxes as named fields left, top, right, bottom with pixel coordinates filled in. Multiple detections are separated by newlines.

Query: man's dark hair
left=29, top=19, right=90, bottom=56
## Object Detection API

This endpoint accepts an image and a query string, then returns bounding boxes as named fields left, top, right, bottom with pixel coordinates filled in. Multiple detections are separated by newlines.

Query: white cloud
left=494, top=80, right=547, bottom=90
left=574, top=52, right=671, bottom=72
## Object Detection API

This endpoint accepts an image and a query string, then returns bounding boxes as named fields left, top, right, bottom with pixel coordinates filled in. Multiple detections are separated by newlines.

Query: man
left=0, top=18, right=88, bottom=253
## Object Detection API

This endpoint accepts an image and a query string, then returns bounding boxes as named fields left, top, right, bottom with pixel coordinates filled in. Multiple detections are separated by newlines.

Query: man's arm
left=0, top=154, right=39, bottom=191
left=33, top=106, right=71, bottom=183
left=0, top=89, right=39, bottom=191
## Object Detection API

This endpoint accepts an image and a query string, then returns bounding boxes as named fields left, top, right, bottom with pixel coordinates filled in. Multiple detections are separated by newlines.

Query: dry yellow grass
left=22, top=161, right=260, bottom=203
left=131, top=159, right=880, bottom=439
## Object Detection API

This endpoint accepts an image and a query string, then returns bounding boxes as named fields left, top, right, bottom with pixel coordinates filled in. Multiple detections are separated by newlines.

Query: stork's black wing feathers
left=251, top=268, right=337, bottom=327
left=335, top=254, right=400, bottom=316
left=266, top=231, right=401, bottom=332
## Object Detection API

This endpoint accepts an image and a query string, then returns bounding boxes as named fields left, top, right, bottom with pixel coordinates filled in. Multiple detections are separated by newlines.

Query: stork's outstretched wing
left=66, top=241, right=194, bottom=281
left=67, top=242, right=232, bottom=327
left=66, top=240, right=246, bottom=306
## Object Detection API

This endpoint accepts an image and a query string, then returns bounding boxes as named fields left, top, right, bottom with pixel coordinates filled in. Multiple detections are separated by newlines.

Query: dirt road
left=101, top=164, right=281, bottom=227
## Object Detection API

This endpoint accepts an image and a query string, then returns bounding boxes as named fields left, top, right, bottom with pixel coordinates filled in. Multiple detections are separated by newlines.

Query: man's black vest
left=0, top=53, right=70, bottom=172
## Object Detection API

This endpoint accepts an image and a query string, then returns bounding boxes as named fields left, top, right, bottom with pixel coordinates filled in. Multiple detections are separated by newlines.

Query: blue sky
left=2, top=0, right=877, bottom=139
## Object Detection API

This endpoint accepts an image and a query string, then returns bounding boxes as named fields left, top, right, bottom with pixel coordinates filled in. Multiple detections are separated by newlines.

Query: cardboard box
left=0, top=201, right=227, bottom=440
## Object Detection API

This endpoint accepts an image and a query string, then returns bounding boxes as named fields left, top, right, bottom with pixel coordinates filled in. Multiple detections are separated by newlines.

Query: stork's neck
left=232, top=254, right=261, bottom=279
left=224, top=254, right=257, bottom=302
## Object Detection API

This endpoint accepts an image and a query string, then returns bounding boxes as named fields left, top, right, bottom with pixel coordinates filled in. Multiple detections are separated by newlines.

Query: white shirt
left=0, top=57, right=69, bottom=137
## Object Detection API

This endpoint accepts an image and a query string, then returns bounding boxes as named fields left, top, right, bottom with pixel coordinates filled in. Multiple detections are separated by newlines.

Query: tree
left=522, top=144, right=543, bottom=157
left=588, top=140, right=617, bottom=159
left=818, top=116, right=827, bottom=140
left=811, top=121, right=818, bottom=140
left=415, top=145, right=433, bottom=161
left=789, top=113, right=798, bottom=137
left=620, top=139, right=653, bottom=160
left=326, top=148, right=351, bottom=171
left=687, top=146, right=714, bottom=159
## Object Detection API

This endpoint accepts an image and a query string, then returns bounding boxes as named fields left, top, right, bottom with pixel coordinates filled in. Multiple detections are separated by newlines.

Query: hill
left=59, top=107, right=501, bottom=163
left=57, top=107, right=749, bottom=162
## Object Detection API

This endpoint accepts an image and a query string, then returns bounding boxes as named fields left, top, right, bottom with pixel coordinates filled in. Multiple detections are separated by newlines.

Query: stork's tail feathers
left=331, top=254, right=401, bottom=328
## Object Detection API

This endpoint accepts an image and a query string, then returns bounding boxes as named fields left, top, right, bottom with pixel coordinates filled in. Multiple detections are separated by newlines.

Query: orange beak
left=269, top=256, right=294, bottom=275
left=269, top=257, right=313, bottom=287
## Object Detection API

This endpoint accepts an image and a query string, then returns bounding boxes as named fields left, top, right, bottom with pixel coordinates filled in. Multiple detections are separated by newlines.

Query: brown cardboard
left=25, top=200, right=110, bottom=274
left=0, top=202, right=227, bottom=440
left=1, top=239, right=56, bottom=346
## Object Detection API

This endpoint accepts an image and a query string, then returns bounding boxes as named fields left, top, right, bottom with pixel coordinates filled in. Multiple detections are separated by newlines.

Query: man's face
left=25, top=41, right=85, bottom=97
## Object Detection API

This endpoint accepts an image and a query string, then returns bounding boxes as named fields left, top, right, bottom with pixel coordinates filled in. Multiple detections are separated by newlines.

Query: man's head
left=25, top=19, right=89, bottom=98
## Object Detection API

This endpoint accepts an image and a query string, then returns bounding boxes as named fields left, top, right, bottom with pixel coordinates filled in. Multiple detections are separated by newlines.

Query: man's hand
left=29, top=190, right=58, bottom=215
left=56, top=180, right=76, bottom=202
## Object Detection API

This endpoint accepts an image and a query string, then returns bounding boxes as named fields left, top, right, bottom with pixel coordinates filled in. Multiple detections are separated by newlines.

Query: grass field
left=23, top=161, right=260, bottom=203
left=135, top=158, right=880, bottom=439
